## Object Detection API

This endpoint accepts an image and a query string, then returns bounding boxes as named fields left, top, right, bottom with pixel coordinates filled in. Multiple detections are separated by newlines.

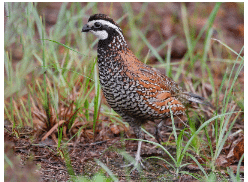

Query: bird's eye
left=94, top=22, right=102, bottom=28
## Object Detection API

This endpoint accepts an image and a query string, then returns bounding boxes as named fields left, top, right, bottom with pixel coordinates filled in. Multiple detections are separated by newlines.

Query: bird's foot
left=121, top=140, right=146, bottom=173
left=122, top=154, right=146, bottom=173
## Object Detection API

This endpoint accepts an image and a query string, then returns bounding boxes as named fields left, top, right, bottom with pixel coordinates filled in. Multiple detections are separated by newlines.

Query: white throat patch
left=90, top=30, right=108, bottom=40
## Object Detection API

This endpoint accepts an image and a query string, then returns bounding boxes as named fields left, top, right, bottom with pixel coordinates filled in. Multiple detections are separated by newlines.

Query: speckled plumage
left=82, top=14, right=208, bottom=170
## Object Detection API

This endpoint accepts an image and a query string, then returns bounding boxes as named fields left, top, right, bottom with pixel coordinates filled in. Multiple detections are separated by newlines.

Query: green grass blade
left=212, top=38, right=244, bottom=61
left=95, top=159, right=119, bottom=182
left=138, top=31, right=164, bottom=63
left=127, top=138, right=177, bottom=165
left=182, top=112, right=240, bottom=158
left=187, top=153, right=208, bottom=178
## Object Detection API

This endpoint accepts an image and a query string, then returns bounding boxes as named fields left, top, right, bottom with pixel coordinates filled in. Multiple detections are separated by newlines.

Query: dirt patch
left=5, top=125, right=199, bottom=181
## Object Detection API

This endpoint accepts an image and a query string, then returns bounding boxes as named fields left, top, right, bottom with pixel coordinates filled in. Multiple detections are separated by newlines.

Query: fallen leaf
left=110, top=124, right=120, bottom=135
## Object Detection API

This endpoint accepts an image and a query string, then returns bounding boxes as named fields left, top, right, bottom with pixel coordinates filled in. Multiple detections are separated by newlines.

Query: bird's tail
left=180, top=92, right=212, bottom=106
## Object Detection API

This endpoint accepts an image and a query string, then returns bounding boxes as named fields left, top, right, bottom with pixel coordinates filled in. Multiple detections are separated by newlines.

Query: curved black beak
left=82, top=24, right=91, bottom=32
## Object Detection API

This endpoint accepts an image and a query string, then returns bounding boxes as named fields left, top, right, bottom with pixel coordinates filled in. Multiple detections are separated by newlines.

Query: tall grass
left=4, top=2, right=97, bottom=127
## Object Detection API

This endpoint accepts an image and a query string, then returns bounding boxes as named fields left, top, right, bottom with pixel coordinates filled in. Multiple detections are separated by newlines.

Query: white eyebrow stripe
left=88, top=19, right=125, bottom=42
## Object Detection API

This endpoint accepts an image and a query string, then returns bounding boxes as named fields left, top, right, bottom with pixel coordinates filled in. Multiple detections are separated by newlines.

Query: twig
left=41, top=120, right=66, bottom=141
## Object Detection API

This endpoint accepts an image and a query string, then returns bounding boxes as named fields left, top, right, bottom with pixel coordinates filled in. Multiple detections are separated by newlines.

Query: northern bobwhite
left=82, top=14, right=209, bottom=170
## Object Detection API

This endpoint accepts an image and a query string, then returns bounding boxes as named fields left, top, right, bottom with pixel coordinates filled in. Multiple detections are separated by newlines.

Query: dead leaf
left=233, top=138, right=244, bottom=161
left=215, top=154, right=228, bottom=167
left=110, top=124, right=120, bottom=135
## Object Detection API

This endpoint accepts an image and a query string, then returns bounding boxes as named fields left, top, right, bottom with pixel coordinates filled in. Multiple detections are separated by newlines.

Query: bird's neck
left=97, top=34, right=128, bottom=59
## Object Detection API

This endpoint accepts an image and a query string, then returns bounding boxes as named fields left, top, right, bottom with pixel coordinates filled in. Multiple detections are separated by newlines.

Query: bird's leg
left=122, top=123, right=146, bottom=172
left=155, top=120, right=164, bottom=144
left=133, top=140, right=144, bottom=169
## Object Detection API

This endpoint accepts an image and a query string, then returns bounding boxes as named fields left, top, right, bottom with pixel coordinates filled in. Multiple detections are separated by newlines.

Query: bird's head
left=82, top=14, right=125, bottom=41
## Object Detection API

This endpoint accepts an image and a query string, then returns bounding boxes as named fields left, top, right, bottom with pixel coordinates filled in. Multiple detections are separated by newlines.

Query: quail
left=82, top=14, right=209, bottom=171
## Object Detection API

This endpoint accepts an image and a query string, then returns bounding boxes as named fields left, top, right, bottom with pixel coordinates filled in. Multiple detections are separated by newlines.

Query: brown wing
left=119, top=49, right=186, bottom=115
